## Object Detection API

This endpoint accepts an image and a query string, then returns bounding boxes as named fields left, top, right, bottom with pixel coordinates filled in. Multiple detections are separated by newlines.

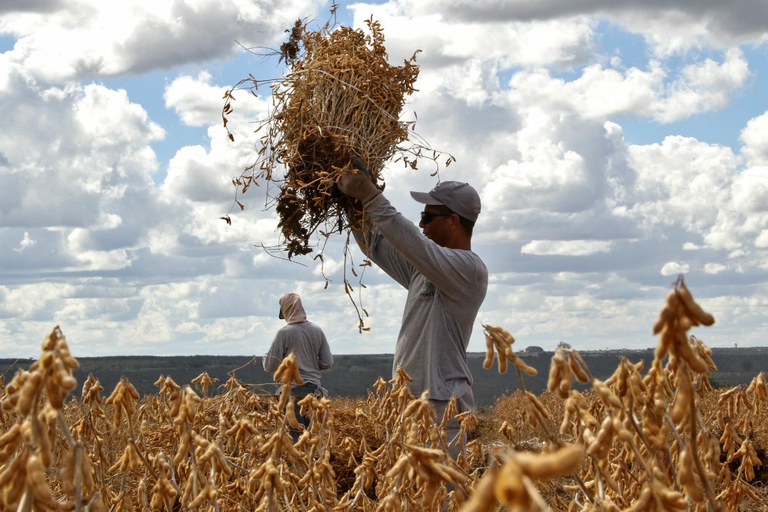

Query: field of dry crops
left=1, top=278, right=768, bottom=511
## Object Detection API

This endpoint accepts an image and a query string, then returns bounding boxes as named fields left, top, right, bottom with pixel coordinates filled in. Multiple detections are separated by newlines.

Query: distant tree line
left=1, top=347, right=765, bottom=408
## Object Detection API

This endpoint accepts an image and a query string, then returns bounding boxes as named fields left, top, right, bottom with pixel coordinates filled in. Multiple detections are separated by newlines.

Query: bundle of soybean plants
left=223, top=14, right=453, bottom=328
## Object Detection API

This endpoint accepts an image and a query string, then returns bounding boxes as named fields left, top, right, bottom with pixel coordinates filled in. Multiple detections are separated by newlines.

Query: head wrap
left=278, top=292, right=308, bottom=324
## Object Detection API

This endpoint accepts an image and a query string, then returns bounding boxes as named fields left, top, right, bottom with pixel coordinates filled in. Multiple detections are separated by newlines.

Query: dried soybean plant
left=0, top=328, right=473, bottom=511
left=223, top=13, right=452, bottom=254
left=222, top=12, right=454, bottom=329
left=334, top=367, right=477, bottom=512
left=4, top=279, right=768, bottom=512
left=467, top=276, right=768, bottom=512
left=548, top=275, right=729, bottom=511
left=0, top=326, right=103, bottom=511
left=469, top=324, right=588, bottom=512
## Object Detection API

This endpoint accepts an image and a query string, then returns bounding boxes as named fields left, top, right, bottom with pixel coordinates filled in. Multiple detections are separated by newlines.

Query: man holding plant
left=337, top=170, right=488, bottom=456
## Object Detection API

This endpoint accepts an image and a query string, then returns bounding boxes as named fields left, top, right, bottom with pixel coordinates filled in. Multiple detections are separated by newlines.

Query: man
left=337, top=172, right=488, bottom=456
left=263, top=292, right=333, bottom=437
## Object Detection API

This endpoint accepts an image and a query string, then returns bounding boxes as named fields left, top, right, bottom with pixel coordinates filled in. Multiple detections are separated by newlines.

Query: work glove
left=336, top=158, right=380, bottom=204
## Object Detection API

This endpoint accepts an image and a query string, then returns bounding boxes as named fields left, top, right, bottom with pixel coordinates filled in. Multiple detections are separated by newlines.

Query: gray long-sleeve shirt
left=263, top=321, right=333, bottom=391
left=354, top=193, right=488, bottom=402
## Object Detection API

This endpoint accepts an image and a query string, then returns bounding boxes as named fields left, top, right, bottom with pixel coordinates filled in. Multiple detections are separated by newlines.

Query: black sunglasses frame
left=420, top=211, right=454, bottom=224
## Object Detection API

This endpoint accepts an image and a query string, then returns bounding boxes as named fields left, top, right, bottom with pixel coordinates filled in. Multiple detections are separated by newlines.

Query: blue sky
left=1, top=0, right=767, bottom=360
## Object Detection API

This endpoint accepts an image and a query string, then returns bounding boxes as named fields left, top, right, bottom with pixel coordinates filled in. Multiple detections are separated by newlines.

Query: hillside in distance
left=2, top=347, right=766, bottom=408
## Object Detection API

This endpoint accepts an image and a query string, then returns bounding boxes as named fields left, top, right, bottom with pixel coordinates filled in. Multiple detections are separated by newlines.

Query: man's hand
left=337, top=166, right=380, bottom=204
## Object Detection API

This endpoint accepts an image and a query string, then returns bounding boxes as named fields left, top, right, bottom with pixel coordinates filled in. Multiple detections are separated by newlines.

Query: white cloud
left=499, top=49, right=748, bottom=123
left=704, top=263, right=727, bottom=274
left=730, top=166, right=768, bottom=213
left=164, top=72, right=269, bottom=127
left=624, top=136, right=738, bottom=233
left=660, top=261, right=690, bottom=275
left=0, top=0, right=326, bottom=82
left=349, top=4, right=596, bottom=70
left=393, top=0, right=768, bottom=53
left=0, top=76, right=164, bottom=229
left=485, top=144, right=594, bottom=213
left=14, top=231, right=36, bottom=251
left=653, top=48, right=749, bottom=122
left=521, top=240, right=612, bottom=256
left=703, top=166, right=768, bottom=261
left=609, top=3, right=768, bottom=55
left=741, top=111, right=768, bottom=166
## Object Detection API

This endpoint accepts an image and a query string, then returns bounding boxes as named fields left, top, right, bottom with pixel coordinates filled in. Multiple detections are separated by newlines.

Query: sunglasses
left=420, top=211, right=454, bottom=224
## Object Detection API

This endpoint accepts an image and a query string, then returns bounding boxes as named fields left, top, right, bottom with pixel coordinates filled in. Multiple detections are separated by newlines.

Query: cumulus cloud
left=352, top=3, right=596, bottom=70
left=158, top=74, right=281, bottom=256
left=398, top=0, right=768, bottom=52
left=652, top=48, right=750, bottom=122
left=0, top=71, right=164, bottom=234
left=165, top=72, right=226, bottom=127
left=14, top=232, right=37, bottom=251
left=0, top=0, right=325, bottom=82
left=624, top=136, right=738, bottom=233
left=661, top=261, right=690, bottom=276
left=741, top=111, right=768, bottom=166
left=522, top=240, right=613, bottom=256
left=703, top=166, right=768, bottom=258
